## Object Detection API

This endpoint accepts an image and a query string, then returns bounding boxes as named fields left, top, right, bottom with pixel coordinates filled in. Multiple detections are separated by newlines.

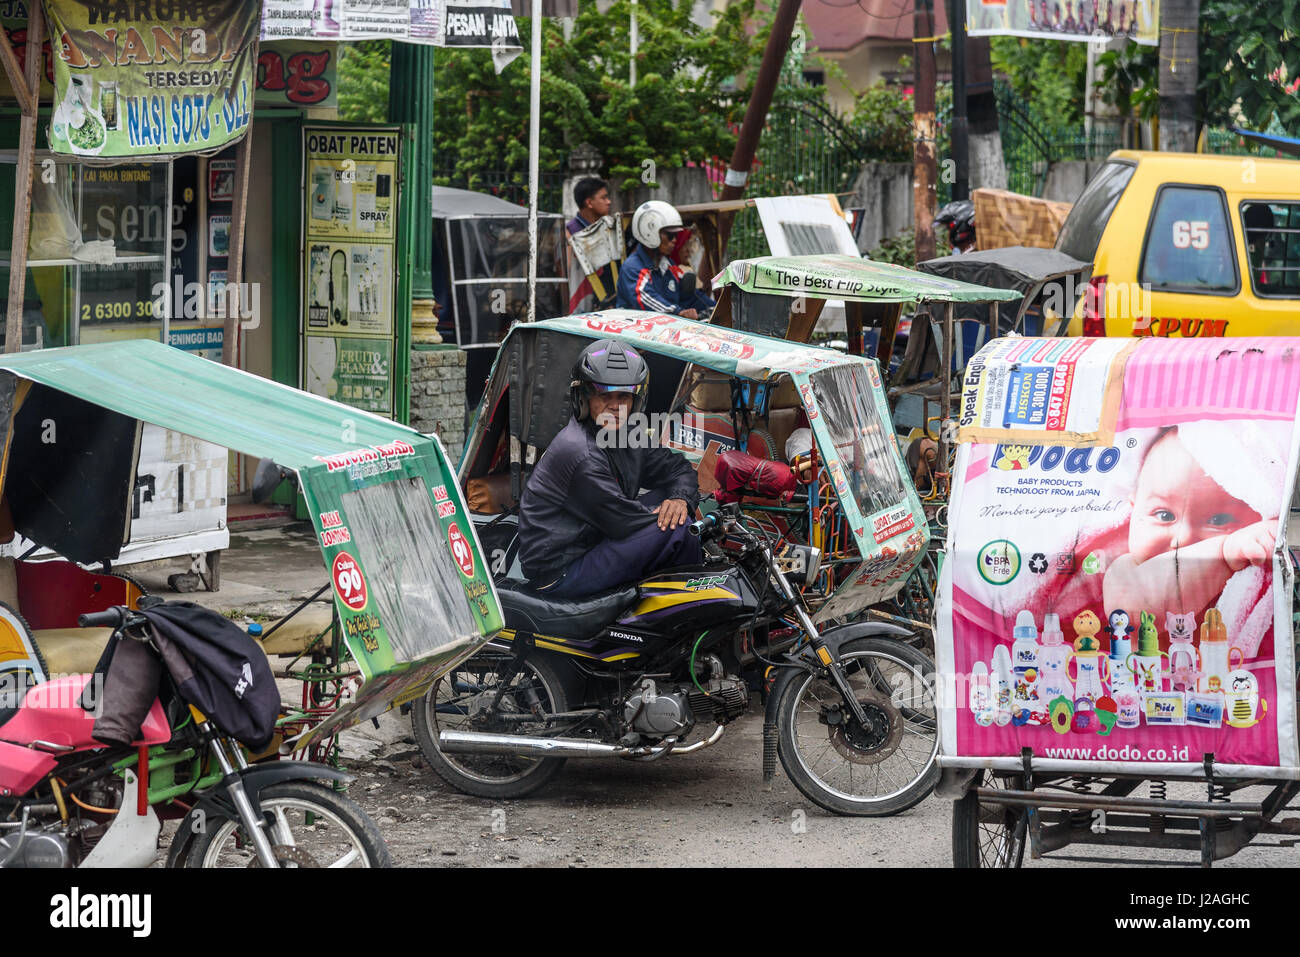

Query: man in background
left=566, top=178, right=623, bottom=313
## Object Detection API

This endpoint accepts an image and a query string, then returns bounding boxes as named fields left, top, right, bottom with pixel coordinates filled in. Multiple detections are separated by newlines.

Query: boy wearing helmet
left=616, top=201, right=717, bottom=317
left=518, top=339, right=703, bottom=597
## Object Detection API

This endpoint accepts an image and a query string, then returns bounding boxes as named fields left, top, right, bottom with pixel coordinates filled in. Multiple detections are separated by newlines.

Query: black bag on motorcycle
left=140, top=602, right=279, bottom=751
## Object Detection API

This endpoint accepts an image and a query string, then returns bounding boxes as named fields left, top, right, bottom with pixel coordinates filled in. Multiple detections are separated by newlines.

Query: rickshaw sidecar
left=938, top=334, right=1300, bottom=866
left=0, top=340, right=503, bottom=752
left=460, top=311, right=929, bottom=621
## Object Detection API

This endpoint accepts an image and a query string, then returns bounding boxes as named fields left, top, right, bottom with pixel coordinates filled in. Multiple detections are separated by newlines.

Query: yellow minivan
left=1058, top=150, right=1300, bottom=337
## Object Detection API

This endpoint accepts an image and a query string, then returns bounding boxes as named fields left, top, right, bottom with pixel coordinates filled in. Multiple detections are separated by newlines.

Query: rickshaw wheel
left=952, top=771, right=1027, bottom=868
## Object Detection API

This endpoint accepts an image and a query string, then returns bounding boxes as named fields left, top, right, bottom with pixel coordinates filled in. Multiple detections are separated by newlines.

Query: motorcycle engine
left=0, top=828, right=70, bottom=868
left=686, top=653, right=749, bottom=725
left=623, top=679, right=695, bottom=737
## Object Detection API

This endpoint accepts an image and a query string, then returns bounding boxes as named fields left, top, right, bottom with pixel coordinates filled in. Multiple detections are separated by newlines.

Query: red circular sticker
left=447, top=523, right=475, bottom=578
left=331, top=551, right=369, bottom=610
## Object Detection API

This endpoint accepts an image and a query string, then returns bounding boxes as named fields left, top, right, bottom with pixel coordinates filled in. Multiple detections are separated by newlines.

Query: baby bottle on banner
left=1068, top=610, right=1109, bottom=702
left=970, top=661, right=993, bottom=726
left=1125, top=611, right=1167, bottom=697
left=1165, top=612, right=1201, bottom=693
left=1115, top=689, right=1142, bottom=729
left=1198, top=608, right=1236, bottom=696
left=1037, top=613, right=1074, bottom=701
left=1010, top=610, right=1041, bottom=720
left=991, top=645, right=1014, bottom=727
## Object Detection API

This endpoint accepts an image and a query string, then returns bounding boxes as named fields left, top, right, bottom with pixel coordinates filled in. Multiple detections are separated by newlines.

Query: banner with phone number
left=43, top=0, right=260, bottom=157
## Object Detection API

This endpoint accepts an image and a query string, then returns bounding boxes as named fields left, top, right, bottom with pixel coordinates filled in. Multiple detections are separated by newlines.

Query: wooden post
left=844, top=301, right=865, bottom=357
left=876, top=302, right=902, bottom=370
left=4, top=3, right=43, bottom=353
left=912, top=0, right=937, bottom=265
left=221, top=130, right=253, bottom=367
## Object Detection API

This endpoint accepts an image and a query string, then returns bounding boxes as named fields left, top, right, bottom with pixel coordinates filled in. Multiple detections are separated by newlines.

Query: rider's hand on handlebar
left=654, top=498, right=691, bottom=530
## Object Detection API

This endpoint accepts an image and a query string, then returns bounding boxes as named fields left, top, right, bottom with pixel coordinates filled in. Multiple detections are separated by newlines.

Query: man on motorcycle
left=616, top=201, right=716, bottom=317
left=517, top=340, right=702, bottom=598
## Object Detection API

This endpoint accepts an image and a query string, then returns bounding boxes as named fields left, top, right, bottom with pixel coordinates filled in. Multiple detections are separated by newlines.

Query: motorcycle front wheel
left=775, top=637, right=940, bottom=817
left=412, top=649, right=571, bottom=799
left=183, top=780, right=390, bottom=868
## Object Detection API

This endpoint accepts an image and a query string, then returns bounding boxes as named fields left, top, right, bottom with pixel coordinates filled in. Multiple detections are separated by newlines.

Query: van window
left=1054, top=161, right=1135, bottom=262
left=1138, top=186, right=1237, bottom=292
left=1241, top=201, right=1300, bottom=298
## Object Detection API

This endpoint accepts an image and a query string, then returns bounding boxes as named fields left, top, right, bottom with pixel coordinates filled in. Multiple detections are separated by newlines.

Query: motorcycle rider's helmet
left=631, top=200, right=685, bottom=249
left=932, top=198, right=976, bottom=250
left=571, top=339, right=650, bottom=421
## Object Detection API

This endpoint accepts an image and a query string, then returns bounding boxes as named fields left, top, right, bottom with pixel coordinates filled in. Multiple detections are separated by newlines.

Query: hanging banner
left=937, top=336, right=1300, bottom=776
left=42, top=0, right=260, bottom=157
left=256, top=41, right=335, bottom=108
left=966, top=0, right=1160, bottom=45
left=260, top=0, right=520, bottom=47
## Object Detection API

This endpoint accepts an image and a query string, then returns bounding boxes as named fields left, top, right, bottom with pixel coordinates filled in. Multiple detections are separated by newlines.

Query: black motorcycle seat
left=496, top=579, right=638, bottom=639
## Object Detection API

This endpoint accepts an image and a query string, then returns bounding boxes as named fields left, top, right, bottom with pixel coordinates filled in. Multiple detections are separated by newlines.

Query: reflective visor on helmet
left=584, top=382, right=647, bottom=397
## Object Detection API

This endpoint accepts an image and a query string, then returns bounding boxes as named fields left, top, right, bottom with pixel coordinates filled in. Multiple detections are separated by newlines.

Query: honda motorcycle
left=414, top=503, right=940, bottom=817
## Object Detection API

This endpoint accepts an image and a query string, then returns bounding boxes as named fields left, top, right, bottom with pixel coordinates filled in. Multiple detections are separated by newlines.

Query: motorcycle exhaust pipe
left=439, top=730, right=635, bottom=758
left=438, top=726, right=725, bottom=759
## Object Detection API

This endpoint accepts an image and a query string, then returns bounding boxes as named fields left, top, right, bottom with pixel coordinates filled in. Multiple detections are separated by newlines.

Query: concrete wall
left=1041, top=159, right=1107, bottom=205
left=410, top=346, right=469, bottom=463
left=850, top=162, right=914, bottom=254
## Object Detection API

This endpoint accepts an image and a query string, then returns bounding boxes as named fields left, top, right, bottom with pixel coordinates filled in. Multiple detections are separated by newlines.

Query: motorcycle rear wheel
left=412, top=649, right=570, bottom=799
left=776, top=637, right=939, bottom=817
left=183, top=781, right=390, bottom=868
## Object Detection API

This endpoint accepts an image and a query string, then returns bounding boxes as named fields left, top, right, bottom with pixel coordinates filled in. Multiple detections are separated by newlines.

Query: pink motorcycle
left=0, top=603, right=389, bottom=869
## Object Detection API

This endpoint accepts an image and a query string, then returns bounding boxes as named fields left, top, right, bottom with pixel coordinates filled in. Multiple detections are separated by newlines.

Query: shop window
left=1138, top=186, right=1238, bottom=293
left=1241, top=201, right=1300, bottom=298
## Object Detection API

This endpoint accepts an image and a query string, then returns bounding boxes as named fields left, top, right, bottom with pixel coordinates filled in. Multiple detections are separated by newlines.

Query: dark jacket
left=616, top=244, right=716, bottom=314
left=518, top=416, right=700, bottom=582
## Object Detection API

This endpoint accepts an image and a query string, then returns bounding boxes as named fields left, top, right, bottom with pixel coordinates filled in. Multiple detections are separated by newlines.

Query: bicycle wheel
left=952, top=771, right=1027, bottom=868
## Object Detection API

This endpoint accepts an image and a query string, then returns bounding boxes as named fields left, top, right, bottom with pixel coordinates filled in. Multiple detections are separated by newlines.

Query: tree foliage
left=989, top=36, right=1089, bottom=127
left=1198, top=0, right=1300, bottom=130
left=338, top=40, right=393, bottom=125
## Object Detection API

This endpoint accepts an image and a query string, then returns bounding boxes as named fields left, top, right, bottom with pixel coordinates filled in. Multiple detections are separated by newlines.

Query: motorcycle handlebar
left=78, top=607, right=127, bottom=629
left=688, top=512, right=722, bottom=538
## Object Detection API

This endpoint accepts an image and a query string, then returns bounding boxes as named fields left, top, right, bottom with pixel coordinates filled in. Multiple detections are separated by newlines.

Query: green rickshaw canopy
left=713, top=254, right=1024, bottom=304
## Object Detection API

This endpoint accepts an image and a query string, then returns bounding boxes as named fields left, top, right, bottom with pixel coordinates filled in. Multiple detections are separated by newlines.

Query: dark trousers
left=545, top=519, right=703, bottom=598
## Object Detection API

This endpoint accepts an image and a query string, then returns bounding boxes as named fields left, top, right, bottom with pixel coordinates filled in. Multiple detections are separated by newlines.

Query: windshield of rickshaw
left=0, top=339, right=503, bottom=745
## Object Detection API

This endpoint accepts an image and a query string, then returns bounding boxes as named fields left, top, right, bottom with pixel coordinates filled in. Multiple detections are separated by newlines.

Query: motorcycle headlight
left=779, top=544, right=822, bottom=588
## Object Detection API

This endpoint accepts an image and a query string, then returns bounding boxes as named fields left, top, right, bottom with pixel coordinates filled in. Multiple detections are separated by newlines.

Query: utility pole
left=717, top=0, right=803, bottom=251
left=912, top=0, right=937, bottom=263
left=949, top=0, right=968, bottom=201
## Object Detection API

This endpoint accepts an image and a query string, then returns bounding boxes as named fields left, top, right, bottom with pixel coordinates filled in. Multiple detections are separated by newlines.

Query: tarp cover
left=713, top=254, right=1022, bottom=304
left=938, top=336, right=1300, bottom=777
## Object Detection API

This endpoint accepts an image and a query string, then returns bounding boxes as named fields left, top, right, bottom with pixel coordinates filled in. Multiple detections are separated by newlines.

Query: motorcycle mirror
left=679, top=272, right=697, bottom=299
left=252, top=458, right=290, bottom=505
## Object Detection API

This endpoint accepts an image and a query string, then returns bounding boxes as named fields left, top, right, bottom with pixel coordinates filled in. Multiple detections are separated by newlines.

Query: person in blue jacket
left=616, top=201, right=716, bottom=317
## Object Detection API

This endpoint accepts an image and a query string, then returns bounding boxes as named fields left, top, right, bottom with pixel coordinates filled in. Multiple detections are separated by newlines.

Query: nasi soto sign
left=43, top=0, right=260, bottom=157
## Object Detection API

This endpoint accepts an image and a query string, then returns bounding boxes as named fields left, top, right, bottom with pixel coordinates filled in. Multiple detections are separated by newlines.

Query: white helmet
left=631, top=200, right=684, bottom=248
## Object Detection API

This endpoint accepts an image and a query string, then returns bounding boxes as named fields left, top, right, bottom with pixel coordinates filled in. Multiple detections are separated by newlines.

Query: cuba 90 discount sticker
left=332, top=551, right=369, bottom=610
left=447, top=523, right=475, bottom=578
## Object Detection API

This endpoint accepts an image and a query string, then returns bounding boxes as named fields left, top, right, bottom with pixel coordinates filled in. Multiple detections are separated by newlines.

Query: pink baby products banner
left=937, top=337, right=1300, bottom=775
